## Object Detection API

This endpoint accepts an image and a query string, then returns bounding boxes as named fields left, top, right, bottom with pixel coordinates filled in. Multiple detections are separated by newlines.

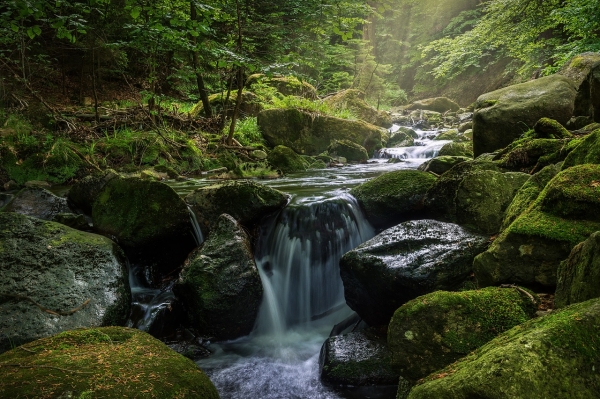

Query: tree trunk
left=227, top=0, right=244, bottom=146
left=190, top=2, right=213, bottom=118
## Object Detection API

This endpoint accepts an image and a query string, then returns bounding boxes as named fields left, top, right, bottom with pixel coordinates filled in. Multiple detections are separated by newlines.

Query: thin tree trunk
left=92, top=48, right=99, bottom=123
left=191, top=2, right=213, bottom=117
left=227, top=0, right=244, bottom=146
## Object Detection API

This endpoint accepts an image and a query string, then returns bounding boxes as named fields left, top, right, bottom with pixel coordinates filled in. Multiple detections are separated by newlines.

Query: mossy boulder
left=68, top=171, right=120, bottom=215
left=406, top=298, right=600, bottom=399
left=174, top=214, right=262, bottom=340
left=340, top=220, right=490, bottom=326
left=1, top=187, right=72, bottom=221
left=189, top=90, right=262, bottom=118
left=388, top=287, right=538, bottom=381
left=435, top=129, right=469, bottom=142
left=555, top=232, right=600, bottom=308
left=406, top=97, right=460, bottom=113
left=319, top=328, right=399, bottom=387
left=501, top=164, right=561, bottom=231
left=473, top=75, right=577, bottom=156
left=324, top=89, right=393, bottom=128
left=328, top=139, right=369, bottom=162
left=185, top=179, right=288, bottom=236
left=558, top=52, right=600, bottom=120
left=562, top=129, right=600, bottom=168
left=438, top=142, right=473, bottom=158
left=387, top=128, right=418, bottom=148
left=533, top=117, right=572, bottom=139
left=92, top=177, right=196, bottom=276
left=247, top=74, right=318, bottom=99
left=267, top=145, right=309, bottom=173
left=417, top=156, right=471, bottom=175
left=350, top=170, right=437, bottom=229
left=0, top=327, right=219, bottom=398
left=258, top=108, right=385, bottom=155
left=474, top=164, right=600, bottom=289
left=0, top=213, right=130, bottom=353
left=493, top=137, right=580, bottom=173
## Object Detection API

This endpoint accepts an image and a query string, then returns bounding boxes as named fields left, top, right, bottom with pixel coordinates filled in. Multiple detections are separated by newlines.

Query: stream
left=133, top=127, right=449, bottom=398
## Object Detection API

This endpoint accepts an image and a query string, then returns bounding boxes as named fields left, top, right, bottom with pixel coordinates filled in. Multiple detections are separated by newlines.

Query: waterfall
left=188, top=206, right=204, bottom=246
left=252, top=193, right=374, bottom=340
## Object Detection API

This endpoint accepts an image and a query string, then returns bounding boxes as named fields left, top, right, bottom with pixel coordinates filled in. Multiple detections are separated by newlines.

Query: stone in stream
left=406, top=298, right=600, bottom=399
left=473, top=75, right=577, bottom=156
left=1, top=186, right=72, bottom=221
left=387, top=287, right=538, bottom=382
left=417, top=155, right=471, bottom=175
left=555, top=231, right=600, bottom=308
left=174, top=214, right=262, bottom=340
left=474, top=164, right=600, bottom=289
left=437, top=141, right=473, bottom=158
left=67, top=169, right=120, bottom=214
left=92, top=176, right=196, bottom=278
left=0, top=212, right=130, bottom=353
left=328, top=139, right=369, bottom=162
left=339, top=220, right=490, bottom=326
left=185, top=179, right=288, bottom=235
left=0, top=327, right=220, bottom=398
left=319, top=328, right=403, bottom=394
left=266, top=145, right=309, bottom=173
left=387, top=127, right=417, bottom=148
left=350, top=170, right=437, bottom=230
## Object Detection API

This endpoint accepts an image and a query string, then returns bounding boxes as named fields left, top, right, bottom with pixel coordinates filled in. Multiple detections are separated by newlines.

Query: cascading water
left=376, top=128, right=450, bottom=161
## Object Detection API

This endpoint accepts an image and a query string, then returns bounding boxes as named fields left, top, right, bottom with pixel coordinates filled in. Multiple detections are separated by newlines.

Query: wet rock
left=417, top=156, right=470, bottom=175
left=258, top=108, right=385, bottom=155
left=387, top=129, right=416, bottom=148
left=92, top=176, right=196, bottom=277
left=493, top=137, right=579, bottom=173
left=562, top=128, right=600, bottom=168
left=320, top=328, right=399, bottom=387
left=67, top=169, right=120, bottom=214
left=0, top=213, right=130, bottom=353
left=407, top=298, right=600, bottom=399
left=458, top=121, right=472, bottom=132
left=328, top=139, right=369, bottom=162
left=473, top=75, right=577, bottom=156
left=340, top=220, right=490, bottom=326
left=53, top=213, right=90, bottom=230
left=350, top=170, right=437, bottom=229
left=474, top=164, right=600, bottom=289
left=267, top=145, right=308, bottom=173
left=388, top=287, right=538, bottom=382
left=0, top=327, right=219, bottom=398
left=438, top=142, right=473, bottom=157
left=325, top=89, right=393, bottom=128
left=434, top=129, right=469, bottom=142
left=0, top=193, right=13, bottom=208
left=2, top=187, right=72, bottom=221
left=3, top=180, right=19, bottom=191
left=174, top=214, right=262, bottom=340
left=24, top=180, right=51, bottom=188
left=533, top=117, right=572, bottom=139
left=406, top=97, right=460, bottom=113
left=555, top=232, right=600, bottom=308
left=185, top=179, right=288, bottom=234
left=558, top=52, right=600, bottom=121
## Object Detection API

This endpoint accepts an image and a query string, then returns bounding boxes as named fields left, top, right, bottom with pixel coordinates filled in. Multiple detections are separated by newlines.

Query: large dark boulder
left=555, top=232, right=600, bottom=308
left=258, top=108, right=385, bottom=155
left=266, top=145, right=309, bottom=173
left=558, top=52, right=600, bottom=121
left=320, top=328, right=399, bottom=388
left=174, top=214, right=262, bottom=340
left=185, top=180, right=288, bottom=235
left=2, top=187, right=71, bottom=220
left=474, top=164, right=600, bottom=289
left=0, top=213, right=130, bottom=353
left=407, top=298, right=600, bottom=399
left=340, top=220, right=490, bottom=326
left=92, top=176, right=196, bottom=276
left=473, top=75, right=577, bottom=156
left=67, top=169, right=120, bottom=214
left=328, top=139, right=369, bottom=162
left=0, top=327, right=219, bottom=398
left=350, top=170, right=437, bottom=230
left=388, top=288, right=538, bottom=382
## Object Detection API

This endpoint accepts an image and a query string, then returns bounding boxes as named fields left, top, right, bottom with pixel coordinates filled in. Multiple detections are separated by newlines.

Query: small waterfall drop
left=188, top=206, right=204, bottom=246
left=376, top=128, right=450, bottom=161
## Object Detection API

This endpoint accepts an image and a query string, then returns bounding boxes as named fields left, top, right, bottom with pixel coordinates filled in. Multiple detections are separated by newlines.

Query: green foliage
left=227, top=117, right=264, bottom=147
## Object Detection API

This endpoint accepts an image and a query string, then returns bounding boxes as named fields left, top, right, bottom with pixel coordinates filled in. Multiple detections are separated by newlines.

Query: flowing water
left=131, top=126, right=448, bottom=398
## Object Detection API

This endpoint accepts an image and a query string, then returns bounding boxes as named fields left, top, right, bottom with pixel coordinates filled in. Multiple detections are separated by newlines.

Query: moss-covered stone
left=438, top=142, right=473, bottom=158
left=474, top=164, right=600, bottom=289
left=533, top=117, right=572, bottom=139
left=320, top=328, right=399, bottom=387
left=154, top=164, right=180, bottom=178
left=2, top=187, right=72, bottom=221
left=0, top=213, right=130, bottom=353
left=266, top=145, right=308, bottom=173
left=92, top=176, right=196, bottom=275
left=501, top=164, right=560, bottom=231
left=494, top=137, right=579, bottom=173
left=328, top=139, right=369, bottom=162
left=555, top=232, right=600, bottom=308
left=185, top=179, right=288, bottom=235
left=67, top=170, right=120, bottom=214
left=340, top=220, right=490, bottom=326
left=0, top=327, right=220, bottom=398
left=350, top=170, right=437, bottom=229
left=387, top=131, right=416, bottom=148
left=174, top=214, right=262, bottom=340
left=407, top=298, right=600, bottom=399
left=435, top=129, right=469, bottom=142
left=417, top=156, right=470, bottom=175
left=247, top=74, right=318, bottom=99
left=388, top=287, right=538, bottom=381
left=406, top=97, right=460, bottom=113
left=473, top=75, right=577, bottom=156
left=562, top=129, right=600, bottom=168
left=324, top=89, right=393, bottom=128
left=558, top=52, right=600, bottom=119
left=258, top=108, right=385, bottom=155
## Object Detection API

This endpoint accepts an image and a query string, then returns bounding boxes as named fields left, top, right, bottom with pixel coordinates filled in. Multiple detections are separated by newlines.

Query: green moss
left=533, top=117, right=572, bottom=139
left=438, top=142, right=473, bottom=158
left=562, top=129, right=600, bottom=168
left=495, top=137, right=574, bottom=171
left=0, top=327, right=219, bottom=399
left=266, top=145, right=308, bottom=173
left=328, top=139, right=369, bottom=162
